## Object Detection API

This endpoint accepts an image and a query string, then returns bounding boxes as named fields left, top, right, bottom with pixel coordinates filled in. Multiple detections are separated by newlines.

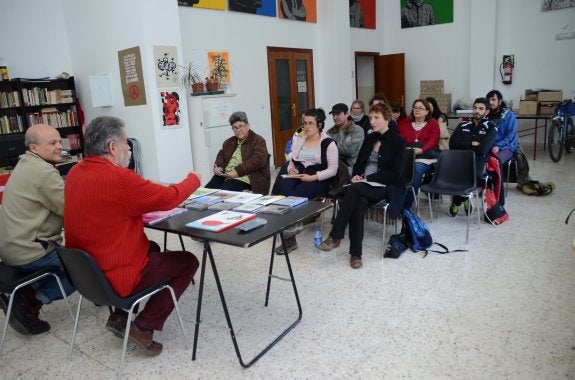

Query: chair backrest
left=432, top=150, right=476, bottom=190
left=403, top=148, right=416, bottom=186
left=56, top=247, right=124, bottom=307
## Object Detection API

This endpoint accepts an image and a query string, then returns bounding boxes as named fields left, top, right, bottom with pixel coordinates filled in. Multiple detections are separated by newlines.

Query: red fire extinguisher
left=499, top=60, right=513, bottom=85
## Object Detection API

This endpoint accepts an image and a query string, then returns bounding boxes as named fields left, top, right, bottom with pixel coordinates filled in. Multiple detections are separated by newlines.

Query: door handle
left=291, top=103, right=296, bottom=117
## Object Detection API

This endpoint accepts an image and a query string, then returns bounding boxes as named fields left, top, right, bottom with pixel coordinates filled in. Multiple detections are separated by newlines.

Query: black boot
left=4, top=286, right=50, bottom=335
left=274, top=235, right=298, bottom=255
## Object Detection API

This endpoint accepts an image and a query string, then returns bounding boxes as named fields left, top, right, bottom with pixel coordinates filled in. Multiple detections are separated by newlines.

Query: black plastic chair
left=56, top=247, right=188, bottom=378
left=420, top=150, right=479, bottom=243
left=0, top=262, right=73, bottom=355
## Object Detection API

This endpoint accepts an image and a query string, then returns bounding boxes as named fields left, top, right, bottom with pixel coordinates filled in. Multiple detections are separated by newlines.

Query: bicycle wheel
left=548, top=120, right=563, bottom=162
left=565, top=117, right=575, bottom=153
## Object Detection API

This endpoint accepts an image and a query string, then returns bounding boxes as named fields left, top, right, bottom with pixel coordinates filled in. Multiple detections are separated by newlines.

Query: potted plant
left=181, top=61, right=204, bottom=93
left=207, top=54, right=229, bottom=91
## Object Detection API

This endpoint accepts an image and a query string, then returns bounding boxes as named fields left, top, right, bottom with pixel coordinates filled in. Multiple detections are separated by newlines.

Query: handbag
left=384, top=233, right=407, bottom=259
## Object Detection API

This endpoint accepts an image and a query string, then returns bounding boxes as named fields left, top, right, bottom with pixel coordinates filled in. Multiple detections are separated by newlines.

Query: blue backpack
left=401, top=208, right=432, bottom=252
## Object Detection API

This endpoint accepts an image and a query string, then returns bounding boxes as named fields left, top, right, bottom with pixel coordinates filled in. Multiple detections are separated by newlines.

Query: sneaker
left=274, top=235, right=298, bottom=255
left=463, top=199, right=473, bottom=215
left=350, top=256, right=363, bottom=269
left=106, top=313, right=128, bottom=338
left=448, top=203, right=460, bottom=217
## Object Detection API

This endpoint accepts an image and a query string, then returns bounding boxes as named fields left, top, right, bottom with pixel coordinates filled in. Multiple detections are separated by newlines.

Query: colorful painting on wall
left=400, top=0, right=453, bottom=29
left=154, top=46, right=179, bottom=88
left=277, top=0, right=316, bottom=23
left=161, top=91, right=181, bottom=128
left=228, top=0, right=277, bottom=16
left=178, top=0, right=226, bottom=10
left=207, top=51, right=231, bottom=84
left=350, top=0, right=376, bottom=29
left=541, top=0, right=575, bottom=11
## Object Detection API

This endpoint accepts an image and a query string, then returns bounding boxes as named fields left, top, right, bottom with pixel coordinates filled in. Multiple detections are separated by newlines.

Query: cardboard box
left=519, top=100, right=537, bottom=115
left=524, top=90, right=538, bottom=101
left=538, top=101, right=558, bottom=115
left=420, top=80, right=444, bottom=94
left=537, top=91, right=562, bottom=102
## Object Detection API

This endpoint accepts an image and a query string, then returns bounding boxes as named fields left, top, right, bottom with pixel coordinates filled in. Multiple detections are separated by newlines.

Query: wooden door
left=267, top=47, right=314, bottom=167
left=375, top=53, right=405, bottom=107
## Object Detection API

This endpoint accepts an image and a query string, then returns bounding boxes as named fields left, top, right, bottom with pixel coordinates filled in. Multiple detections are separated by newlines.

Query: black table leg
left=191, top=242, right=209, bottom=361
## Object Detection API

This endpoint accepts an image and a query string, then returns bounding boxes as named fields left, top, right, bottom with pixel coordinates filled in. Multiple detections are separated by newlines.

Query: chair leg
left=166, top=285, right=188, bottom=349
left=48, top=273, right=75, bottom=321
left=0, top=293, right=16, bottom=356
left=381, top=207, right=387, bottom=258
left=69, top=295, right=84, bottom=359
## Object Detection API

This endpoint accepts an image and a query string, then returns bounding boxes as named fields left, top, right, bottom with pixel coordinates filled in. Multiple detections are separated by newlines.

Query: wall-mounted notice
left=118, top=46, right=147, bottom=106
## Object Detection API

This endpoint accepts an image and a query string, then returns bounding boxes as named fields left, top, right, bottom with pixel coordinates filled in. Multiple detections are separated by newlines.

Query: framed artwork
left=228, top=0, right=277, bottom=16
left=154, top=46, right=179, bottom=88
left=277, top=0, right=317, bottom=23
left=178, top=0, right=226, bottom=10
left=400, top=0, right=453, bottom=29
left=541, top=0, right=575, bottom=11
left=350, top=0, right=376, bottom=29
left=161, top=91, right=181, bottom=128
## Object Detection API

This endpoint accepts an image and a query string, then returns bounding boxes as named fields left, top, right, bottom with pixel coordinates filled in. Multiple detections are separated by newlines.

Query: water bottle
left=313, top=225, right=322, bottom=255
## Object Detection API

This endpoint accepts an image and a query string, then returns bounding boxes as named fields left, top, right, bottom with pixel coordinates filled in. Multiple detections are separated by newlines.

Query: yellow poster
left=178, top=0, right=226, bottom=10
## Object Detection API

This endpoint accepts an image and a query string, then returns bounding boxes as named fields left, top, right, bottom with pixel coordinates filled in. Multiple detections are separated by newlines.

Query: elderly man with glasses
left=205, top=111, right=271, bottom=194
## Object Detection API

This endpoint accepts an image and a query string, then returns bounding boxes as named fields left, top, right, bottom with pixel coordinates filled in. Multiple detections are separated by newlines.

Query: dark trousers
left=494, top=150, right=513, bottom=206
left=131, top=241, right=199, bottom=331
left=329, top=182, right=387, bottom=257
left=205, top=176, right=251, bottom=192
left=278, top=177, right=331, bottom=198
left=271, top=161, right=289, bottom=195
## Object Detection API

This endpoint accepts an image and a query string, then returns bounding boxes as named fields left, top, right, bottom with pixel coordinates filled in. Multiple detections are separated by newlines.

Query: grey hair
left=84, top=116, right=125, bottom=156
left=229, top=111, right=248, bottom=125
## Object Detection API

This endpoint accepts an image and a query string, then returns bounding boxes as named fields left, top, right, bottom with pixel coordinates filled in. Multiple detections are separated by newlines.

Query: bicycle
left=547, top=98, right=575, bottom=162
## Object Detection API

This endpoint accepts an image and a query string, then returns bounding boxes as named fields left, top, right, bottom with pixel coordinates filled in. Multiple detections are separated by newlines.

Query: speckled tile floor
left=1, top=145, right=574, bottom=379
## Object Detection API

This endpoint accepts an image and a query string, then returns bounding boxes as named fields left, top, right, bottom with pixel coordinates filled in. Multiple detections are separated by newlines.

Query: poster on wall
left=228, top=0, right=277, bottom=16
left=118, top=46, right=147, bottom=107
left=160, top=90, right=182, bottom=128
left=400, top=0, right=453, bottom=29
left=350, top=0, right=376, bottom=29
left=178, top=0, right=226, bottom=10
left=541, top=0, right=575, bottom=11
left=154, top=46, right=179, bottom=88
left=277, top=0, right=316, bottom=23
left=207, top=51, right=231, bottom=84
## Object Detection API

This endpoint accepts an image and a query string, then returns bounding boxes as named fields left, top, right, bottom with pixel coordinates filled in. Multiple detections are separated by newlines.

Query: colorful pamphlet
left=187, top=187, right=219, bottom=200
left=225, top=192, right=263, bottom=204
left=143, top=207, right=187, bottom=225
left=207, top=201, right=239, bottom=211
left=254, top=195, right=286, bottom=205
left=272, top=196, right=308, bottom=208
left=233, top=202, right=264, bottom=213
left=185, top=210, right=256, bottom=232
left=212, top=190, right=244, bottom=200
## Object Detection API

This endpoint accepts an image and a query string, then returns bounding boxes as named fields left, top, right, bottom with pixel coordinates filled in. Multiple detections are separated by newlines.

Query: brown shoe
left=318, top=237, right=341, bottom=251
left=106, top=313, right=127, bottom=338
left=350, top=256, right=363, bottom=269
left=128, top=323, right=163, bottom=356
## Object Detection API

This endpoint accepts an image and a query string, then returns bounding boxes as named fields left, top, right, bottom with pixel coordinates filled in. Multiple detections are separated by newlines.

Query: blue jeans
left=15, top=250, right=75, bottom=304
left=404, top=162, right=433, bottom=209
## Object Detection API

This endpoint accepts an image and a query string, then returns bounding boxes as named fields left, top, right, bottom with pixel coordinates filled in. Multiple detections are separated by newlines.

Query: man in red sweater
left=64, top=116, right=201, bottom=356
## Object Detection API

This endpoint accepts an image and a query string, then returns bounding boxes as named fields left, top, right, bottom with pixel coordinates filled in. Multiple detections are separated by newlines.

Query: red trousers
left=131, top=241, right=198, bottom=331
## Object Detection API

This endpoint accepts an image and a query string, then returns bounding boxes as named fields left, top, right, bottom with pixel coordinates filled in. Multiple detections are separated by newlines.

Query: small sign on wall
left=118, top=46, right=147, bottom=106
left=88, top=74, right=113, bottom=107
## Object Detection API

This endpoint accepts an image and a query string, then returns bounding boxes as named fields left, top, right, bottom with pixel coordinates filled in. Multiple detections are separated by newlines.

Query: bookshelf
left=0, top=77, right=83, bottom=166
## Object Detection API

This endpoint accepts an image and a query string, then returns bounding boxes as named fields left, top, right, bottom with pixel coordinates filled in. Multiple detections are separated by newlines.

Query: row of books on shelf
left=0, top=115, right=25, bottom=134
left=22, top=87, right=74, bottom=107
left=26, top=107, right=78, bottom=129
left=61, top=133, right=82, bottom=151
left=142, top=188, right=309, bottom=231
left=0, top=91, right=21, bottom=108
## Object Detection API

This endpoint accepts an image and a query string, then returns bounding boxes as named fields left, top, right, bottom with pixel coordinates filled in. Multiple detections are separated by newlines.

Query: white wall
left=2, top=0, right=574, bottom=181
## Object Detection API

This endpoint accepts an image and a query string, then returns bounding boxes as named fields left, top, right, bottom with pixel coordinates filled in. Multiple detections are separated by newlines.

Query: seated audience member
left=326, top=102, right=365, bottom=172
left=349, top=99, right=372, bottom=136
left=271, top=112, right=305, bottom=195
left=486, top=90, right=518, bottom=206
left=448, top=97, right=497, bottom=217
left=398, top=99, right=440, bottom=209
left=318, top=103, right=406, bottom=269
left=64, top=116, right=202, bottom=356
left=391, top=103, right=408, bottom=125
left=205, top=111, right=271, bottom=194
left=0, top=124, right=75, bottom=335
left=426, top=96, right=450, bottom=150
left=275, top=108, right=338, bottom=253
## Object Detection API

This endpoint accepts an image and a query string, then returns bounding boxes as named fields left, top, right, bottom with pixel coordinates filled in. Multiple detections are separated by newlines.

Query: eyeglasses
left=231, top=124, right=247, bottom=131
left=413, top=107, right=427, bottom=111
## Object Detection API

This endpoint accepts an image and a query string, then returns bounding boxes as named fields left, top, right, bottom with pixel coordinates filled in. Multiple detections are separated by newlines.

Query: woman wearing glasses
left=397, top=99, right=440, bottom=209
left=205, top=111, right=270, bottom=194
